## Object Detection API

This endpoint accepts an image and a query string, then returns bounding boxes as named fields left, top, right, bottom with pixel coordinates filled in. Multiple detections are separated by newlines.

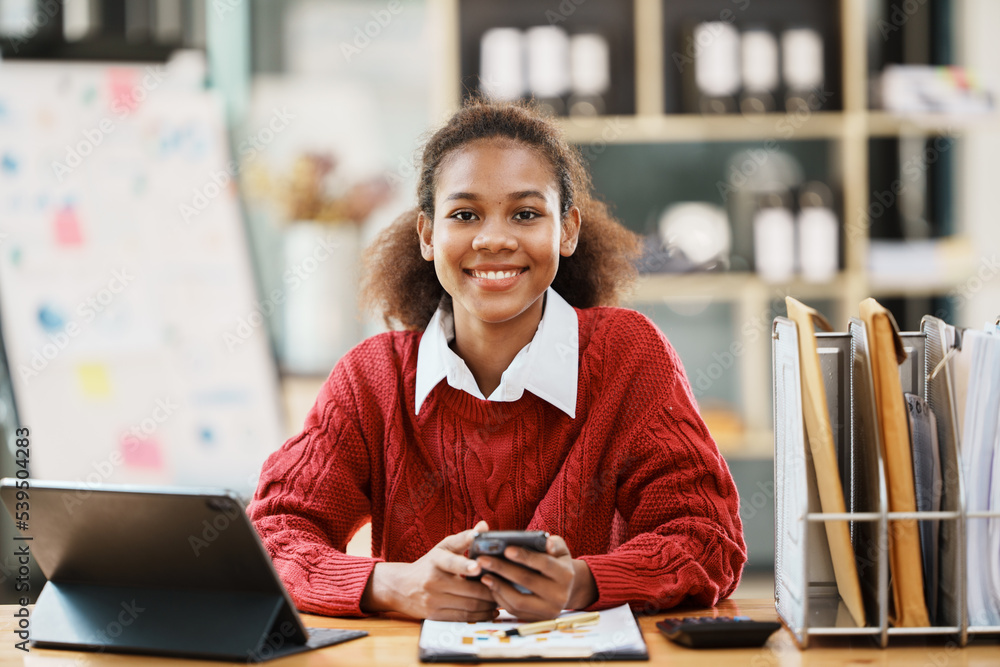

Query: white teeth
left=471, top=269, right=520, bottom=279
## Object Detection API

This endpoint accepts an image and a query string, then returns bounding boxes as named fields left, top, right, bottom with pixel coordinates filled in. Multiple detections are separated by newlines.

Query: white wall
left=957, top=0, right=1000, bottom=329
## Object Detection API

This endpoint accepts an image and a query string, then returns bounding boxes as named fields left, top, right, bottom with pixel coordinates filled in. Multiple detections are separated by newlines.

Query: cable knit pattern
left=248, top=306, right=746, bottom=617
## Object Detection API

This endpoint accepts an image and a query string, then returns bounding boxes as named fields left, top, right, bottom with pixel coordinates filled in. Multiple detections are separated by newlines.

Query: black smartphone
left=467, top=530, right=549, bottom=595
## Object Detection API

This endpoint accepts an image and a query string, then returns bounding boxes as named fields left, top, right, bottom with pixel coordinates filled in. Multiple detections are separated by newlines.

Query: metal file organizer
left=772, top=315, right=1000, bottom=648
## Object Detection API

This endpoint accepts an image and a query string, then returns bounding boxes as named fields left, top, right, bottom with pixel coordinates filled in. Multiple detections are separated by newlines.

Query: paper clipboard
left=418, top=604, right=649, bottom=662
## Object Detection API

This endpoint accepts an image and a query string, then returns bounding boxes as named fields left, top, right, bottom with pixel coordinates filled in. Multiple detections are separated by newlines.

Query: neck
left=451, top=293, right=546, bottom=398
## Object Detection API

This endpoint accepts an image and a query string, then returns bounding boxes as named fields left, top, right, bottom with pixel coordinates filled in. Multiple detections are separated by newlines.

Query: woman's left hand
left=476, top=535, right=597, bottom=621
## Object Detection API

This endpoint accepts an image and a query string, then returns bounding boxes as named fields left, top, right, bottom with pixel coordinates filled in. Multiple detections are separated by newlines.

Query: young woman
left=248, top=100, right=746, bottom=622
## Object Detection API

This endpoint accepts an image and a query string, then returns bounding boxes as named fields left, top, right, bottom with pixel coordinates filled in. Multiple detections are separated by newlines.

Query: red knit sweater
left=248, top=306, right=746, bottom=617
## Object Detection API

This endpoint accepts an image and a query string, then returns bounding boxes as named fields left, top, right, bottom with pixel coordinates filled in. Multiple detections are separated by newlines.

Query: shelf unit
left=431, top=0, right=998, bottom=462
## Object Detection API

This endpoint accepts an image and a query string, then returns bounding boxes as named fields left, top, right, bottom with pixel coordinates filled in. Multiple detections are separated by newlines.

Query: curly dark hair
left=361, top=99, right=642, bottom=331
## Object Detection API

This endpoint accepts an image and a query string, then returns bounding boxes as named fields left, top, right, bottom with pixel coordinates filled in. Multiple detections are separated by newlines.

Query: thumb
left=438, top=520, right=489, bottom=553
left=472, top=520, right=489, bottom=533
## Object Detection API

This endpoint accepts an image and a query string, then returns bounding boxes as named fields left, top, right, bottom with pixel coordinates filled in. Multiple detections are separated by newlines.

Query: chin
left=459, top=296, right=536, bottom=325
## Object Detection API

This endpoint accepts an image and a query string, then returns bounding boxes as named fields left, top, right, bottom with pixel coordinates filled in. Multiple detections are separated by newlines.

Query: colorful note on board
left=53, top=206, right=83, bottom=246
left=76, top=363, right=111, bottom=398
left=120, top=435, right=165, bottom=470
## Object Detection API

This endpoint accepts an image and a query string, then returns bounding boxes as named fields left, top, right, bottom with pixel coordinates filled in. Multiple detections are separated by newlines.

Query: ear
left=417, top=211, right=434, bottom=261
left=560, top=206, right=581, bottom=257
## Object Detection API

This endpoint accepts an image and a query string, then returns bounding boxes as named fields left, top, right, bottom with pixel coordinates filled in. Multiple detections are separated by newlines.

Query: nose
left=471, top=215, right=518, bottom=253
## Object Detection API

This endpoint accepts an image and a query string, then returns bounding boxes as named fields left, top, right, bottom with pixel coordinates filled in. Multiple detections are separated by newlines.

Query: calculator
left=655, top=615, right=782, bottom=649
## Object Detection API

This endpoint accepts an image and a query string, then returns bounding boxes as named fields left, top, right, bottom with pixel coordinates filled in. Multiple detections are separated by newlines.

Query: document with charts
left=418, top=604, right=648, bottom=662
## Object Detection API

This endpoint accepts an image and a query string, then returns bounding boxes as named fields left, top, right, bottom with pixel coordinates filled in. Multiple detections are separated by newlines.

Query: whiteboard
left=0, top=62, right=284, bottom=496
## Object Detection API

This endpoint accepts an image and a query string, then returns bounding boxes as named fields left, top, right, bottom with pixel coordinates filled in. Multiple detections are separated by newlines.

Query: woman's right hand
left=361, top=520, right=498, bottom=621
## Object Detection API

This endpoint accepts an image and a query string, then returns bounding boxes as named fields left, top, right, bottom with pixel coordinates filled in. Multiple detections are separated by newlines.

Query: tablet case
left=0, top=481, right=366, bottom=662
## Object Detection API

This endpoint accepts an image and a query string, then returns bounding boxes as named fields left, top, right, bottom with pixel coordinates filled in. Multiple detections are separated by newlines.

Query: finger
left=435, top=592, right=498, bottom=614
left=433, top=546, right=482, bottom=578
left=426, top=606, right=498, bottom=623
left=478, top=557, right=548, bottom=595
left=502, top=537, right=569, bottom=577
left=448, top=577, right=499, bottom=603
left=436, top=520, right=489, bottom=554
left=481, top=575, right=551, bottom=622
left=546, top=535, right=571, bottom=558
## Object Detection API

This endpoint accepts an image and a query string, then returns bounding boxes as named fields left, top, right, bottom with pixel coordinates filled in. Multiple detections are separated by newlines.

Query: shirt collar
left=415, top=287, right=578, bottom=418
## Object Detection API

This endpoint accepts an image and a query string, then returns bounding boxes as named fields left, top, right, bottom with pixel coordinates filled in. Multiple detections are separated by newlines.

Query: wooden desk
left=1, top=600, right=997, bottom=666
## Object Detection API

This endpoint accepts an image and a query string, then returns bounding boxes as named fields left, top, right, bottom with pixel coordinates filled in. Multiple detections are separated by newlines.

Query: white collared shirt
left=414, top=287, right=579, bottom=418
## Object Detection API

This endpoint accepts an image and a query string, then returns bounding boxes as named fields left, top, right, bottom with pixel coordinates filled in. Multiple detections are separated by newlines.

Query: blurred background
left=0, top=0, right=998, bottom=602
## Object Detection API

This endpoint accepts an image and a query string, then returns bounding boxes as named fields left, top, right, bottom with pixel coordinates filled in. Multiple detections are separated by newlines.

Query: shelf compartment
left=559, top=111, right=846, bottom=143
left=866, top=111, right=1000, bottom=137
left=628, top=272, right=851, bottom=304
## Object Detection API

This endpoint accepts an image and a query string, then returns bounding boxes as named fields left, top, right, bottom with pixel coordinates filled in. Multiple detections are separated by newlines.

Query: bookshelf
left=430, top=0, right=998, bottom=463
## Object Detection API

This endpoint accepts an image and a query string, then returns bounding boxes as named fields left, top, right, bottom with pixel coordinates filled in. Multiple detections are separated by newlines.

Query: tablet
left=0, top=479, right=366, bottom=662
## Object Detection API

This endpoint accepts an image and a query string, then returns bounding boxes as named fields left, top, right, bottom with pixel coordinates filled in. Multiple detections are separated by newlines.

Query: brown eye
left=514, top=210, right=539, bottom=221
left=453, top=211, right=477, bottom=221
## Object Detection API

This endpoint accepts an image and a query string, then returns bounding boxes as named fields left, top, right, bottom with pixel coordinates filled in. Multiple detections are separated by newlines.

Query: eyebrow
left=444, top=190, right=548, bottom=202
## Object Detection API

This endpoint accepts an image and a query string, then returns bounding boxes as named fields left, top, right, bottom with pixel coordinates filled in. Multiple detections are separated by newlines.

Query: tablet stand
left=31, top=581, right=308, bottom=662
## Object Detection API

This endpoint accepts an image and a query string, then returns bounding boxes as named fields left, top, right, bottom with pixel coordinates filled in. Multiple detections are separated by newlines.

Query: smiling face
left=417, top=139, right=580, bottom=334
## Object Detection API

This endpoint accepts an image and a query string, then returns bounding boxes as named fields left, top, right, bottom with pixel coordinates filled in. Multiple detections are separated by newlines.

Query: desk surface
left=1, top=599, right=997, bottom=666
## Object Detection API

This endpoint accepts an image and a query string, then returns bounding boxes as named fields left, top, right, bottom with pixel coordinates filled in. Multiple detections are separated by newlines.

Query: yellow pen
left=503, top=611, right=600, bottom=637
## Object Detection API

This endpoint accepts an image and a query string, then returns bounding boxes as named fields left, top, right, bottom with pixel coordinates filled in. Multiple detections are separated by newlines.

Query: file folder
left=859, top=298, right=930, bottom=628
left=785, top=297, right=866, bottom=628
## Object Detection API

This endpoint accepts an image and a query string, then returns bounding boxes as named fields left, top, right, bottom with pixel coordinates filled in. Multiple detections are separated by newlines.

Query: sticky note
left=1, top=152, right=17, bottom=174
left=121, top=435, right=165, bottom=470
left=108, top=68, right=140, bottom=114
left=37, top=303, right=65, bottom=332
left=76, top=363, right=111, bottom=398
left=53, top=207, right=83, bottom=246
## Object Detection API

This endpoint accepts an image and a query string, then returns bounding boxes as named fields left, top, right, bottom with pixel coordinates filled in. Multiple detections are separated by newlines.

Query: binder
left=772, top=313, right=1000, bottom=648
